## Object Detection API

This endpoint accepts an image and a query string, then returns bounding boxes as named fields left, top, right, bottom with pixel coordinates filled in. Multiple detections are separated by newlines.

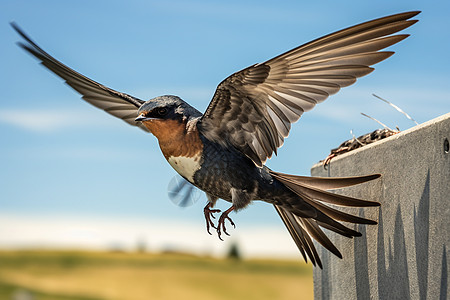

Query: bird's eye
left=157, top=107, right=168, bottom=116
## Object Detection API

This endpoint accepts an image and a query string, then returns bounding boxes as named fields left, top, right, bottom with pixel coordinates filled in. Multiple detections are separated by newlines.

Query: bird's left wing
left=11, top=23, right=148, bottom=132
left=198, top=11, right=419, bottom=167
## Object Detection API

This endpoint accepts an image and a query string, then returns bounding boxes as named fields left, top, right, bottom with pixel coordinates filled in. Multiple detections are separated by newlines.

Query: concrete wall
left=311, top=113, right=449, bottom=300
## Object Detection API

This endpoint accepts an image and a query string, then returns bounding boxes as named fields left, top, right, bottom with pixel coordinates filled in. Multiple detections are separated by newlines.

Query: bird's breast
left=143, top=118, right=204, bottom=183
left=167, top=153, right=202, bottom=182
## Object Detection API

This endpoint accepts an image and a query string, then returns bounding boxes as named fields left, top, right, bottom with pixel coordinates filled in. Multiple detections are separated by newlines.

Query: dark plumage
left=12, top=11, right=419, bottom=268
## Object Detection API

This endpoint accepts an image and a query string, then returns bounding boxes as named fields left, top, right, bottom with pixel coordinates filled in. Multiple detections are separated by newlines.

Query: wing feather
left=198, top=12, right=419, bottom=166
left=12, top=23, right=148, bottom=132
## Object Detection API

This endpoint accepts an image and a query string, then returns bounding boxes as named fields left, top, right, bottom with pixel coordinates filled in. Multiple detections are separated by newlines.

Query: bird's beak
left=135, top=113, right=149, bottom=122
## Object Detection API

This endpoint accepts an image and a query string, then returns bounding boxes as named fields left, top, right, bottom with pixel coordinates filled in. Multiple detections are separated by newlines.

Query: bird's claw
left=204, top=203, right=221, bottom=235
left=217, top=210, right=236, bottom=241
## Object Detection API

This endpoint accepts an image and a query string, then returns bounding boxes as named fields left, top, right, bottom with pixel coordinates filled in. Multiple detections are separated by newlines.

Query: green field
left=0, top=250, right=313, bottom=300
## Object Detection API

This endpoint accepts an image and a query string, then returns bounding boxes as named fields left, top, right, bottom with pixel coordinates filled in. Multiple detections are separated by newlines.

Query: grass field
left=0, top=250, right=313, bottom=300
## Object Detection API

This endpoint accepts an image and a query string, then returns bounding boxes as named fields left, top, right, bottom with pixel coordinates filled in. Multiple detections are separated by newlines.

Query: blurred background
left=1, top=0, right=449, bottom=299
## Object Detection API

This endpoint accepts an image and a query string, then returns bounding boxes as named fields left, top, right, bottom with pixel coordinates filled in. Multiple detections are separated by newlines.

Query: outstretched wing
left=167, top=175, right=202, bottom=208
left=198, top=11, right=419, bottom=167
left=12, top=23, right=148, bottom=131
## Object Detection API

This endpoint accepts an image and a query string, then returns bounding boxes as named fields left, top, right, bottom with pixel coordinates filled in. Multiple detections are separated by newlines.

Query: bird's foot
left=204, top=202, right=221, bottom=235
left=217, top=206, right=235, bottom=241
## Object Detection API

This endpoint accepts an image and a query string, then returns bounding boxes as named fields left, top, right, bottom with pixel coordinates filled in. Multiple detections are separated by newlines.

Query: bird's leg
left=217, top=206, right=236, bottom=241
left=203, top=202, right=221, bottom=235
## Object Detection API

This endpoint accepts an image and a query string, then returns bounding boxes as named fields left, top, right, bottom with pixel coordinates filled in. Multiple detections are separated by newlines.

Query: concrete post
left=311, top=113, right=449, bottom=300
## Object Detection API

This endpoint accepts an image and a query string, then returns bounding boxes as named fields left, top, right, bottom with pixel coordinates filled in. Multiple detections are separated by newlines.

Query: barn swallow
left=12, top=11, right=419, bottom=268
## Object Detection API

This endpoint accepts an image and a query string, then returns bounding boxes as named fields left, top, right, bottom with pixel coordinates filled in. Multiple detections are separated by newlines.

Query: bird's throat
left=143, top=119, right=203, bottom=160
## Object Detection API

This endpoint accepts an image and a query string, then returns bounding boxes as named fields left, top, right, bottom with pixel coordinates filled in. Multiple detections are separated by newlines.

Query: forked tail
left=270, top=171, right=381, bottom=268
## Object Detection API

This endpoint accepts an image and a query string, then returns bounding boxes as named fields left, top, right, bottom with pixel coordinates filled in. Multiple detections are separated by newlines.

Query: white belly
left=167, top=154, right=201, bottom=183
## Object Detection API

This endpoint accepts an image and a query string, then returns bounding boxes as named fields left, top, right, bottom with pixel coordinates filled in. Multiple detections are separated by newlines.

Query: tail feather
left=275, top=205, right=347, bottom=268
left=303, top=197, right=378, bottom=225
left=273, top=171, right=380, bottom=268
left=271, top=171, right=381, bottom=207
left=275, top=205, right=312, bottom=264
left=270, top=171, right=381, bottom=190
left=301, top=217, right=342, bottom=259
left=317, top=220, right=360, bottom=238
left=283, top=197, right=364, bottom=236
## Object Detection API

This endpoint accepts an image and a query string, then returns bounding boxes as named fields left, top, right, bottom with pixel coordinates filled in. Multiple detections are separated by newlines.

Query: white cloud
left=0, top=108, right=131, bottom=133
left=0, top=214, right=301, bottom=259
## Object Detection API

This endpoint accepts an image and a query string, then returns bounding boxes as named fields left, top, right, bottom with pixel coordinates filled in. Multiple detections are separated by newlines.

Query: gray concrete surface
left=311, top=113, right=449, bottom=300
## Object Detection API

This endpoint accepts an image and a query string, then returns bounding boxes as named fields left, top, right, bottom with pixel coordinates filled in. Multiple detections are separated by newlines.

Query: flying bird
left=12, top=11, right=419, bottom=268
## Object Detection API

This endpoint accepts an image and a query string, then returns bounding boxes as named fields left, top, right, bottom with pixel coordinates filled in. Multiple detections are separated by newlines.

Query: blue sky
left=0, top=1, right=449, bottom=256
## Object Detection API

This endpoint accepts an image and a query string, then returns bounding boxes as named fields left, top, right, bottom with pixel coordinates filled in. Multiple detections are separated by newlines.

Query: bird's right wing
left=198, top=11, right=419, bottom=167
left=12, top=23, right=149, bottom=132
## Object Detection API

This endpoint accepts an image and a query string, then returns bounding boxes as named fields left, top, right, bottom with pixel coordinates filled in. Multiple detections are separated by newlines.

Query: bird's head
left=136, top=95, right=186, bottom=122
left=135, top=95, right=202, bottom=138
